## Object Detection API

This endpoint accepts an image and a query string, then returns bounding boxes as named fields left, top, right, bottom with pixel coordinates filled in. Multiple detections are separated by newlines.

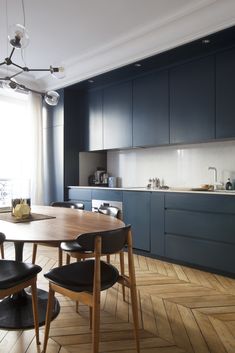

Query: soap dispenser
left=225, top=178, right=233, bottom=190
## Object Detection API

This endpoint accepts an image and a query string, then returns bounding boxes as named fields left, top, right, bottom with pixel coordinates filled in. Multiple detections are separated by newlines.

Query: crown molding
left=36, top=0, right=235, bottom=91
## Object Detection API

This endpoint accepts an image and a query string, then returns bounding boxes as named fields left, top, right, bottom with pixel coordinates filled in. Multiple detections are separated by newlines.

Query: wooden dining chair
left=42, top=225, right=140, bottom=353
left=0, top=232, right=42, bottom=345
left=60, top=205, right=126, bottom=300
left=98, top=205, right=126, bottom=299
left=32, top=201, right=84, bottom=266
left=0, top=243, right=4, bottom=258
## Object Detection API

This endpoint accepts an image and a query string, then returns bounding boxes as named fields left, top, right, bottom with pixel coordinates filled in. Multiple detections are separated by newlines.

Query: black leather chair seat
left=60, top=241, right=90, bottom=253
left=60, top=240, right=92, bottom=254
left=0, top=260, right=42, bottom=289
left=44, top=260, right=119, bottom=292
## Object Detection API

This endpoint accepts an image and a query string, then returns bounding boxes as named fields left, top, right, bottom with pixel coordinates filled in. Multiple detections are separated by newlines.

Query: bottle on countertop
left=225, top=178, right=233, bottom=190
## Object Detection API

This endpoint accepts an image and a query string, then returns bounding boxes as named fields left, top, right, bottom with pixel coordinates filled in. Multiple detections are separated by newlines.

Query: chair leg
left=42, top=285, right=55, bottom=353
left=32, top=244, right=37, bottom=264
left=75, top=258, right=82, bottom=311
left=89, top=306, right=93, bottom=329
left=129, top=282, right=140, bottom=353
left=92, top=291, right=100, bottom=353
left=58, top=248, right=63, bottom=266
left=0, top=243, right=4, bottom=259
left=66, top=253, right=70, bottom=265
left=106, top=254, right=110, bottom=263
left=76, top=301, right=79, bottom=313
left=119, top=251, right=125, bottom=301
left=127, top=232, right=140, bottom=353
left=31, top=278, right=40, bottom=345
left=92, top=236, right=101, bottom=353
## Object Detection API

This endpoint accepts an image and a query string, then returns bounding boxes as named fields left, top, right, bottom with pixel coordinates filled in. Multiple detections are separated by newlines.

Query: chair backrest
left=77, top=224, right=131, bottom=254
left=0, top=232, right=5, bottom=244
left=98, top=205, right=121, bottom=219
left=51, top=201, right=84, bottom=210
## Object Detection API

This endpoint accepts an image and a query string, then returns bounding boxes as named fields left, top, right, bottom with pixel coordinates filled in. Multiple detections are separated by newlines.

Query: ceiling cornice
left=36, top=0, right=235, bottom=91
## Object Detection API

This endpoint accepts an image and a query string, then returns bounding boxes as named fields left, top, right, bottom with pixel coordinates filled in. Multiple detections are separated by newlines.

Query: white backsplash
left=107, top=140, right=235, bottom=188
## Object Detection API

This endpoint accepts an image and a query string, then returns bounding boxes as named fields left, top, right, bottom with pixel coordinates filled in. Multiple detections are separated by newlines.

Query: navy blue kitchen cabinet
left=68, top=188, right=123, bottom=211
left=123, top=191, right=150, bottom=251
left=43, top=90, right=64, bottom=205
left=68, top=188, right=92, bottom=211
left=91, top=189, right=123, bottom=202
left=88, top=89, right=103, bottom=150
left=150, top=192, right=165, bottom=256
left=170, top=56, right=215, bottom=144
left=103, top=81, right=132, bottom=149
left=133, top=70, right=169, bottom=147
left=43, top=89, right=82, bottom=204
left=216, top=47, right=235, bottom=139
left=165, top=193, right=235, bottom=274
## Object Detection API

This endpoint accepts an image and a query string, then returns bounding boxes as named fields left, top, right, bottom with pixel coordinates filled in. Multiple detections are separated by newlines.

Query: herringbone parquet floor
left=1, top=241, right=235, bottom=353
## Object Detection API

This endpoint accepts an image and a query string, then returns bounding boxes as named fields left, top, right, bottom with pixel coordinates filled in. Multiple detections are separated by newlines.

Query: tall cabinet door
left=133, top=70, right=169, bottom=147
left=88, top=89, right=103, bottom=150
left=123, top=191, right=150, bottom=251
left=103, top=81, right=132, bottom=149
left=170, top=56, right=215, bottom=144
left=150, top=192, right=165, bottom=256
left=43, top=89, right=64, bottom=205
left=216, top=48, right=235, bottom=138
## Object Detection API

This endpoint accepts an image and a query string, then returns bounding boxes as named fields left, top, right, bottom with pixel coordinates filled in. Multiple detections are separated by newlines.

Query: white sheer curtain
left=28, top=92, right=44, bottom=205
left=0, top=90, right=45, bottom=206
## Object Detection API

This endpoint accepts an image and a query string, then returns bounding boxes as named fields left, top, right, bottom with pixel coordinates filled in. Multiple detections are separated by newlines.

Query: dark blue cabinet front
left=88, top=89, right=103, bottom=151
left=123, top=191, right=150, bottom=251
left=133, top=70, right=169, bottom=147
left=103, top=81, right=132, bottom=149
left=150, top=192, right=165, bottom=256
left=68, top=188, right=92, bottom=211
left=92, top=189, right=123, bottom=202
left=216, top=47, right=235, bottom=139
left=165, top=193, right=235, bottom=274
left=165, top=234, right=235, bottom=274
left=170, top=56, right=215, bottom=144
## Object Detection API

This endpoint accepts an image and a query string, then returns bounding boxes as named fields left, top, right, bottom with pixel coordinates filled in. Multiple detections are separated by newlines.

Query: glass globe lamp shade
left=45, top=91, right=60, bottom=106
left=8, top=24, right=29, bottom=49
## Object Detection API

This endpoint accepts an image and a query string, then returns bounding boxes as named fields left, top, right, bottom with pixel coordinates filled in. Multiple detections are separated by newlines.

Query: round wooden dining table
left=0, top=205, right=124, bottom=330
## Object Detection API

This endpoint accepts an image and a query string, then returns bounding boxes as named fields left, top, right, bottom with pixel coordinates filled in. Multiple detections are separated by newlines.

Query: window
left=0, top=89, right=31, bottom=206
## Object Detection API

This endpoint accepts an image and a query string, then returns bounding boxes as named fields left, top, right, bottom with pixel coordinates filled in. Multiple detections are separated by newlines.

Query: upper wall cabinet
left=216, top=48, right=235, bottom=139
left=170, top=56, right=215, bottom=144
left=88, top=89, right=103, bottom=150
left=133, top=70, right=169, bottom=147
left=103, top=81, right=132, bottom=149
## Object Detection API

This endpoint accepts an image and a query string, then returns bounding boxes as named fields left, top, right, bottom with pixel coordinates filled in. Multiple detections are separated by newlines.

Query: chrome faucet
left=208, top=166, right=217, bottom=185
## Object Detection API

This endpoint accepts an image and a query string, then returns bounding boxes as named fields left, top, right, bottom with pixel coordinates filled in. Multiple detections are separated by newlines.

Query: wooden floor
left=1, top=242, right=235, bottom=353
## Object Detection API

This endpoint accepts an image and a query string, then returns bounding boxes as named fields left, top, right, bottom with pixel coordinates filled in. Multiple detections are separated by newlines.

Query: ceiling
left=0, top=0, right=235, bottom=92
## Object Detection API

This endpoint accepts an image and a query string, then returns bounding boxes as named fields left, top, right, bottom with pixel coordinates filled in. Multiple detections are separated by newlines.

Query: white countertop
left=68, top=185, right=235, bottom=196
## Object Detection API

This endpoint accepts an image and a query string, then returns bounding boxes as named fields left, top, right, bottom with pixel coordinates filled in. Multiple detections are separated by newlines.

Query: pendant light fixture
left=0, top=1, right=63, bottom=106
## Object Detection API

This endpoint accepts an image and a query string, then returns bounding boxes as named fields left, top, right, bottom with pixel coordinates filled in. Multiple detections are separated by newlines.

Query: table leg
left=14, top=241, right=24, bottom=261
left=0, top=241, right=60, bottom=329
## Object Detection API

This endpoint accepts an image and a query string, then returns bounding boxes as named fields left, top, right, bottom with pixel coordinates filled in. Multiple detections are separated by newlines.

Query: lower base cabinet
left=68, top=187, right=235, bottom=275
left=123, top=191, right=150, bottom=251
left=165, top=193, right=235, bottom=275
left=68, top=188, right=92, bottom=211
left=165, top=233, right=235, bottom=274
left=150, top=192, right=165, bottom=256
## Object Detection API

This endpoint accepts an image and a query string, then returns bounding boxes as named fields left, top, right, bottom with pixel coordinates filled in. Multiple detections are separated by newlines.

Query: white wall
left=107, top=140, right=235, bottom=188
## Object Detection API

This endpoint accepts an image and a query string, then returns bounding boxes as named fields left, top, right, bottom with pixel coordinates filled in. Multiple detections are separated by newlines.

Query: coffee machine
left=94, top=169, right=106, bottom=184
left=88, top=168, right=108, bottom=186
